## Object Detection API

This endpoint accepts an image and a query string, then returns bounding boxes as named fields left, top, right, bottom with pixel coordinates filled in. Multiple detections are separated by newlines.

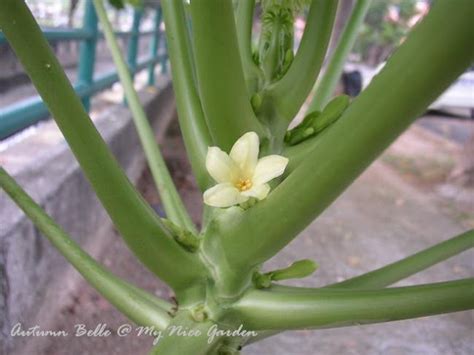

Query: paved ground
left=16, top=117, right=473, bottom=355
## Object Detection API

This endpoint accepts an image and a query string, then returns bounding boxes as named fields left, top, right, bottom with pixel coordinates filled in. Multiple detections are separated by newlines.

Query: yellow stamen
left=236, top=178, right=252, bottom=191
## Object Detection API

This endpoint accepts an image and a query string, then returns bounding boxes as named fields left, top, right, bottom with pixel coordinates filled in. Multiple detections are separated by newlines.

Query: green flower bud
left=252, top=272, right=273, bottom=289
left=250, top=93, right=262, bottom=112
left=279, top=49, right=294, bottom=77
left=284, top=111, right=320, bottom=145
left=162, top=219, right=200, bottom=252
left=268, top=259, right=318, bottom=281
left=312, top=95, right=350, bottom=133
left=253, top=259, right=318, bottom=288
left=191, top=304, right=208, bottom=322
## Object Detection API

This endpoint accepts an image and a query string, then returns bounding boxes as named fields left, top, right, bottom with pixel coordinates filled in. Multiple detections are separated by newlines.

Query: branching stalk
left=149, top=312, right=219, bottom=355
left=93, top=0, right=196, bottom=232
left=327, top=229, right=474, bottom=289
left=0, top=0, right=205, bottom=296
left=235, top=0, right=261, bottom=93
left=0, top=168, right=172, bottom=330
left=232, top=279, right=474, bottom=330
left=216, top=0, right=474, bottom=288
left=190, top=0, right=265, bottom=151
left=161, top=0, right=213, bottom=191
left=268, top=0, right=338, bottom=121
left=245, top=229, right=474, bottom=343
left=308, top=0, right=373, bottom=111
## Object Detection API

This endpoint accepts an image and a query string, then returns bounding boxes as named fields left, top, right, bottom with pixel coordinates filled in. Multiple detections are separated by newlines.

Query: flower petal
left=206, top=147, right=238, bottom=183
left=241, top=183, right=270, bottom=200
left=203, top=183, right=249, bottom=208
left=229, top=132, right=259, bottom=178
left=252, top=155, right=289, bottom=185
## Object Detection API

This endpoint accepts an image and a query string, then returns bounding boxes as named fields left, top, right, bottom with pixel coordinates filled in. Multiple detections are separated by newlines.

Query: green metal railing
left=0, top=0, right=167, bottom=139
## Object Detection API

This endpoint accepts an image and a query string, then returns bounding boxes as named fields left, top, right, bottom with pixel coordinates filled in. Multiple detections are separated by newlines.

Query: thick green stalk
left=0, top=168, right=171, bottom=330
left=235, top=0, right=261, bottom=93
left=93, top=0, right=195, bottom=233
left=250, top=229, right=474, bottom=344
left=268, top=0, right=338, bottom=121
left=161, top=0, right=213, bottom=190
left=308, top=0, right=372, bottom=111
left=214, top=0, right=474, bottom=286
left=190, top=0, right=265, bottom=151
left=149, top=312, right=219, bottom=355
left=232, top=279, right=474, bottom=330
left=0, top=0, right=204, bottom=295
left=327, top=229, right=474, bottom=289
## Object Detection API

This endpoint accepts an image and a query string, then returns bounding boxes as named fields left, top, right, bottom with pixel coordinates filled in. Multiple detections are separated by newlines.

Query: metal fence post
left=147, top=7, right=162, bottom=86
left=160, top=38, right=168, bottom=74
left=77, top=0, right=98, bottom=111
left=127, top=8, right=143, bottom=79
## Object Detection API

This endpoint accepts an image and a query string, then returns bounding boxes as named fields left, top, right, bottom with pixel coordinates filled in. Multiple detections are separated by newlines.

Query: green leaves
left=285, top=95, right=350, bottom=145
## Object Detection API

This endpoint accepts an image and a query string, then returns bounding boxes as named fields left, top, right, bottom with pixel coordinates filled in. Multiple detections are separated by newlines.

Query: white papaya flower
left=203, top=132, right=288, bottom=208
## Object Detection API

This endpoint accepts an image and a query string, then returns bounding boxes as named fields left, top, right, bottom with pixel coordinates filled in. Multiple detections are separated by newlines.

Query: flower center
left=235, top=178, right=252, bottom=191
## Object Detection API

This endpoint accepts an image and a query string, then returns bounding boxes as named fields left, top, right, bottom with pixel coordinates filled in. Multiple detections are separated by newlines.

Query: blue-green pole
left=77, top=0, right=98, bottom=111
left=160, top=38, right=168, bottom=74
left=147, top=7, right=162, bottom=86
left=127, top=8, right=143, bottom=78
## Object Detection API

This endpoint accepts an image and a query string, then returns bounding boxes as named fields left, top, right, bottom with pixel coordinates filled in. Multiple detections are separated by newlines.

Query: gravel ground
left=22, top=119, right=473, bottom=355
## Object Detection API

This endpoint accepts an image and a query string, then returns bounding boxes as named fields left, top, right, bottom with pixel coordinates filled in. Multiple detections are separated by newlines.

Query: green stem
left=190, top=0, right=265, bottom=151
left=0, top=168, right=172, bottom=330
left=327, top=229, right=474, bottom=289
left=93, top=0, right=196, bottom=233
left=261, top=17, right=283, bottom=84
left=161, top=0, right=213, bottom=191
left=149, top=312, right=219, bottom=355
left=216, top=0, right=474, bottom=285
left=268, top=0, right=338, bottom=121
left=232, top=279, right=474, bottom=330
left=0, top=0, right=205, bottom=295
left=235, top=0, right=261, bottom=93
left=308, top=0, right=372, bottom=112
left=251, top=229, right=474, bottom=344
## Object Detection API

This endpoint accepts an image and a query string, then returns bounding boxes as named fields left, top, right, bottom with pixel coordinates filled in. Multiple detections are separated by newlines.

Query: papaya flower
left=203, top=132, right=289, bottom=208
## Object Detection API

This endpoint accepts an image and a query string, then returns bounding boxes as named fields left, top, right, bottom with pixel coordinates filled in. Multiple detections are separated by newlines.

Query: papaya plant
left=0, top=0, right=473, bottom=354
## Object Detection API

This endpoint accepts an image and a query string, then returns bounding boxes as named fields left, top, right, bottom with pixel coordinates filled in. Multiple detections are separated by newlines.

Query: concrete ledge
left=0, top=76, right=175, bottom=354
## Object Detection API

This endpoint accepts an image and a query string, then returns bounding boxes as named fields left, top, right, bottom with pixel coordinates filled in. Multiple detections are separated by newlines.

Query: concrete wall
left=0, top=77, right=175, bottom=354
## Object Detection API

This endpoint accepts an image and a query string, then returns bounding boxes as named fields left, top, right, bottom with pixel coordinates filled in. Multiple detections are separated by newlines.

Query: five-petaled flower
left=203, top=132, right=289, bottom=208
